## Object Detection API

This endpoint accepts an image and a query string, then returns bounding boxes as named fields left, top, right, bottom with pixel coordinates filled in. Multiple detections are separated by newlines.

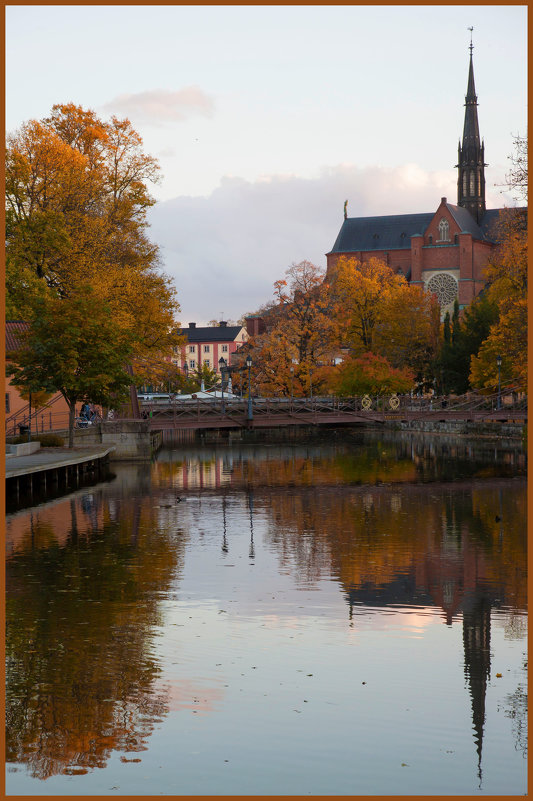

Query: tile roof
left=6, top=321, right=29, bottom=353
left=180, top=325, right=245, bottom=343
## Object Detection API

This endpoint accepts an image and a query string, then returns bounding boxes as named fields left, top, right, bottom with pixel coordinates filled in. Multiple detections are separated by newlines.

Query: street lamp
left=497, top=354, right=502, bottom=410
left=246, top=354, right=253, bottom=421
left=290, top=366, right=294, bottom=404
left=219, top=357, right=227, bottom=413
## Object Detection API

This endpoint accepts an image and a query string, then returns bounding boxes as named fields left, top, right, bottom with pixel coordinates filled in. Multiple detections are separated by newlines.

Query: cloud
left=148, top=163, right=514, bottom=325
left=102, top=87, right=214, bottom=125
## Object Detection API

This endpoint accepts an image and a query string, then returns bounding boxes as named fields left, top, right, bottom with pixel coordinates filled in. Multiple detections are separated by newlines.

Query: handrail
left=5, top=390, right=65, bottom=427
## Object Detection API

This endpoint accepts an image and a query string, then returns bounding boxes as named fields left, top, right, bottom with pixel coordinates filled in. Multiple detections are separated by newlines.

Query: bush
left=12, top=433, right=64, bottom=447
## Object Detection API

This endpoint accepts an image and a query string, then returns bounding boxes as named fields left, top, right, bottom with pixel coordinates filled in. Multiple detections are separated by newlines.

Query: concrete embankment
left=43, top=421, right=162, bottom=461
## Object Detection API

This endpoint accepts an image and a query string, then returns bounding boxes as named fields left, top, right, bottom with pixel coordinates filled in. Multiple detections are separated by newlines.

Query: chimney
left=219, top=320, right=227, bottom=327
left=188, top=322, right=196, bottom=329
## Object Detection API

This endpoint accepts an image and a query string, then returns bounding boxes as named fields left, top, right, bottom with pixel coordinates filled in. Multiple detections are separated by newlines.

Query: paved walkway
left=5, top=446, right=116, bottom=479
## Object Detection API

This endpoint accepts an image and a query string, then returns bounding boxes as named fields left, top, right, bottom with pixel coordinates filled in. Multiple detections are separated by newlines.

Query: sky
left=6, top=5, right=528, bottom=325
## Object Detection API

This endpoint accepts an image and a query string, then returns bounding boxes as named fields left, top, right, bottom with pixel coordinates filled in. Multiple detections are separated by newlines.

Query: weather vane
left=468, top=26, right=474, bottom=54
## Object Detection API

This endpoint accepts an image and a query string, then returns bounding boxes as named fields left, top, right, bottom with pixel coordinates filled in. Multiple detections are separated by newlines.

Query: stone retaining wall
left=390, top=420, right=525, bottom=438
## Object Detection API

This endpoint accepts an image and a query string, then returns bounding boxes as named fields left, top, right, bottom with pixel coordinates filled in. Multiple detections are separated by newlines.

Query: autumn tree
left=333, top=352, right=414, bottom=396
left=470, top=206, right=527, bottom=391
left=7, top=289, right=135, bottom=447
left=249, top=261, right=337, bottom=396
left=5, top=104, right=180, bottom=384
left=329, top=256, right=439, bottom=385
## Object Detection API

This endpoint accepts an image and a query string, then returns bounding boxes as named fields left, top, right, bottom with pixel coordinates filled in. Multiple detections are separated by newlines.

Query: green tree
left=436, top=296, right=499, bottom=394
left=7, top=289, right=135, bottom=447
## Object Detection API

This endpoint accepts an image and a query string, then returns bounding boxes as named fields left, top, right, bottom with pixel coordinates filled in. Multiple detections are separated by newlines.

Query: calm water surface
left=5, top=431, right=527, bottom=796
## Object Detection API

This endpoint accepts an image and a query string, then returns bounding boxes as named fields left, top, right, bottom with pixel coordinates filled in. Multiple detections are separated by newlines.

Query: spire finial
left=468, top=26, right=474, bottom=56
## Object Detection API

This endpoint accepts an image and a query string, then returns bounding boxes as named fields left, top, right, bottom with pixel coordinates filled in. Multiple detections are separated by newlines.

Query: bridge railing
left=136, top=389, right=526, bottom=420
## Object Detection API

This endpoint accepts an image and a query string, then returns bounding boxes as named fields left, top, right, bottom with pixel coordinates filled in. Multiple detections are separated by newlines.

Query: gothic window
left=438, top=218, right=450, bottom=241
left=427, top=273, right=458, bottom=308
left=463, top=173, right=468, bottom=196
left=469, top=171, right=476, bottom=196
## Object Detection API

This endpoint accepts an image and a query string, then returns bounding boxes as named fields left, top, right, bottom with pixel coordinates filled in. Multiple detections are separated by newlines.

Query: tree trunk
left=68, top=400, right=76, bottom=448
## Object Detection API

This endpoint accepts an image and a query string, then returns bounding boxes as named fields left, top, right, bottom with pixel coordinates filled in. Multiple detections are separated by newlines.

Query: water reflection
left=5, top=432, right=527, bottom=793
left=6, top=466, right=185, bottom=779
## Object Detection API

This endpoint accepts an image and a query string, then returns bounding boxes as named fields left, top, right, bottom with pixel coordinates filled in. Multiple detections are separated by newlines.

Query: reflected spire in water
left=221, top=494, right=228, bottom=553
left=248, top=489, right=255, bottom=560
left=462, top=592, right=492, bottom=789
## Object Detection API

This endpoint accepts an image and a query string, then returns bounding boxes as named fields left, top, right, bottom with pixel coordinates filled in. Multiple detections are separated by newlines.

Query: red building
left=326, top=46, right=514, bottom=316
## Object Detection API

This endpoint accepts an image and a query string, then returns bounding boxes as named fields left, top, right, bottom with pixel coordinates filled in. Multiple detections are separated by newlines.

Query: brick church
left=326, top=44, right=506, bottom=316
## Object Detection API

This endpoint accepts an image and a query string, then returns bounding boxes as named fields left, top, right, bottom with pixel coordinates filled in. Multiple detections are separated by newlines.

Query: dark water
left=5, top=431, right=527, bottom=796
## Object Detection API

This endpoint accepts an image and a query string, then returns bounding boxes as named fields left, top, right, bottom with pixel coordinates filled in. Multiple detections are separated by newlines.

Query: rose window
left=427, top=273, right=458, bottom=307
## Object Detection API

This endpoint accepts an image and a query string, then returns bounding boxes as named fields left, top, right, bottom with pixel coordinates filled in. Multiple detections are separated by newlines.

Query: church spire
left=456, top=29, right=486, bottom=223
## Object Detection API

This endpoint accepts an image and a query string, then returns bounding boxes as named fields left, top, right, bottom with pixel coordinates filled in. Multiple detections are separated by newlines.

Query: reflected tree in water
left=6, top=491, right=185, bottom=779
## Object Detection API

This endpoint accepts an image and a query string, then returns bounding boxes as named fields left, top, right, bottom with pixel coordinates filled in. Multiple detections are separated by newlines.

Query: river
left=5, top=429, right=527, bottom=796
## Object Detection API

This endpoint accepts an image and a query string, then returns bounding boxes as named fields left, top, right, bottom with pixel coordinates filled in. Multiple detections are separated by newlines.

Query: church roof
left=328, top=212, right=433, bottom=254
left=328, top=205, right=504, bottom=255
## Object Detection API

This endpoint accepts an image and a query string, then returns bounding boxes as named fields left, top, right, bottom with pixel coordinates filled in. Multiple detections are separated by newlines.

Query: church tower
left=456, top=34, right=487, bottom=223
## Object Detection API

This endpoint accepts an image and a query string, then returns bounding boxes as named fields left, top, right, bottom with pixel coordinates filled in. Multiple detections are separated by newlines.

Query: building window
left=172, top=359, right=178, bottom=365
left=204, top=359, right=210, bottom=368
left=222, top=345, right=228, bottom=353
left=189, top=345, right=195, bottom=353
left=189, top=360, right=196, bottom=369
left=428, top=235, right=433, bottom=245
left=204, top=345, right=210, bottom=353
left=6, top=393, right=10, bottom=414
left=438, top=219, right=450, bottom=241
left=427, top=273, right=458, bottom=308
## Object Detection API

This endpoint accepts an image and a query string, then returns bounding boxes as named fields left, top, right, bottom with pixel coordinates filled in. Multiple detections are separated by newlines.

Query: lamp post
left=219, top=357, right=227, bottom=413
left=497, top=354, right=502, bottom=410
left=290, top=366, right=294, bottom=405
left=246, top=354, right=253, bottom=421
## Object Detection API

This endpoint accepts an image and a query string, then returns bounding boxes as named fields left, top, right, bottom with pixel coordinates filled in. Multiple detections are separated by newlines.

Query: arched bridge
left=136, top=392, right=527, bottom=431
